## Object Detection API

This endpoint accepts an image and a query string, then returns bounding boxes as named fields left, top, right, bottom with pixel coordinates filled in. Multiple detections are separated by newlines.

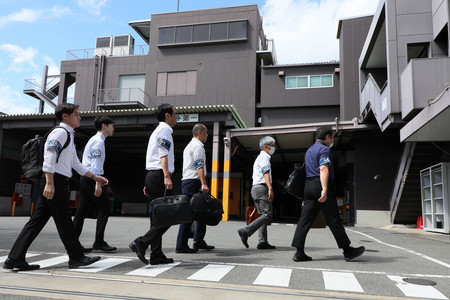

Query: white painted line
left=33, top=255, right=69, bottom=269
left=348, top=229, right=450, bottom=269
left=388, top=275, right=448, bottom=299
left=323, top=271, right=364, bottom=293
left=126, top=262, right=181, bottom=277
left=187, top=264, right=234, bottom=282
left=253, top=267, right=292, bottom=287
left=72, top=258, right=131, bottom=273
left=0, top=253, right=41, bottom=263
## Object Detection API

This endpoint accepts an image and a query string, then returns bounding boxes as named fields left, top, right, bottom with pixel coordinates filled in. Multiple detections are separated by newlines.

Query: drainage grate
left=403, top=278, right=436, bottom=286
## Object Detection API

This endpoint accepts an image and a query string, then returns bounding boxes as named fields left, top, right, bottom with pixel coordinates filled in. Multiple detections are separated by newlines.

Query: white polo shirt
left=82, top=131, right=106, bottom=175
left=146, top=122, right=175, bottom=173
left=42, top=122, right=88, bottom=178
left=182, top=137, right=206, bottom=181
left=252, top=151, right=272, bottom=186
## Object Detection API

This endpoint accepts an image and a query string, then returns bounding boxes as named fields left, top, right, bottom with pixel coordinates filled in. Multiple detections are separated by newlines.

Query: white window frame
left=285, top=74, right=333, bottom=89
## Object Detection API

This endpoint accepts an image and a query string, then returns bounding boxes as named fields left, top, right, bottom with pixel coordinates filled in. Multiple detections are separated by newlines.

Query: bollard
left=30, top=202, right=35, bottom=216
left=12, top=201, right=16, bottom=217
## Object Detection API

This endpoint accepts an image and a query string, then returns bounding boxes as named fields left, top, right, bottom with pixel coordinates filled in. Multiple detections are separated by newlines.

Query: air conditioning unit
left=95, top=36, right=112, bottom=56
left=113, top=35, right=135, bottom=56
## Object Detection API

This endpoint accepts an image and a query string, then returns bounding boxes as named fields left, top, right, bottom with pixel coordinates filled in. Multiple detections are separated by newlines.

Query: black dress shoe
left=81, top=245, right=93, bottom=253
left=150, top=252, right=174, bottom=265
left=344, top=246, right=365, bottom=261
left=175, top=247, right=198, bottom=253
left=93, top=242, right=117, bottom=252
left=257, top=242, right=276, bottom=249
left=292, top=252, right=312, bottom=262
left=129, top=241, right=149, bottom=264
left=68, top=255, right=101, bottom=269
left=3, top=258, right=40, bottom=271
left=193, top=240, right=215, bottom=250
left=237, top=229, right=249, bottom=248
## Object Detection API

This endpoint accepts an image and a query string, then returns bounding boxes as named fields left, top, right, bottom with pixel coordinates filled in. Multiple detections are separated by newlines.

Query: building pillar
left=58, top=73, right=69, bottom=104
left=222, top=130, right=231, bottom=221
left=210, top=122, right=220, bottom=200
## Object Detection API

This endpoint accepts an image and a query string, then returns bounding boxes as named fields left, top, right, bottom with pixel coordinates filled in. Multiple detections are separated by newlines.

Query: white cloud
left=0, top=81, right=38, bottom=115
left=0, top=44, right=39, bottom=72
left=50, top=5, right=72, bottom=18
left=261, top=0, right=379, bottom=64
left=77, top=0, right=109, bottom=16
left=0, top=8, right=43, bottom=27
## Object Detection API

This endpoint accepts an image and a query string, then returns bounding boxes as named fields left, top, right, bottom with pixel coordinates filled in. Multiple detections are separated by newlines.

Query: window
left=157, top=71, right=197, bottom=96
left=285, top=74, right=333, bottom=89
left=158, top=27, right=175, bottom=44
left=158, top=20, right=247, bottom=46
left=176, top=26, right=192, bottom=43
left=118, top=74, right=145, bottom=103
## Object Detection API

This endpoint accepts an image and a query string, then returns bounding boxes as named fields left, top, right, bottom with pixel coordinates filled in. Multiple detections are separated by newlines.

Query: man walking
left=3, top=103, right=106, bottom=271
left=238, top=136, right=276, bottom=250
left=129, top=103, right=177, bottom=265
left=176, top=123, right=215, bottom=253
left=291, top=125, right=365, bottom=262
left=73, top=116, right=116, bottom=252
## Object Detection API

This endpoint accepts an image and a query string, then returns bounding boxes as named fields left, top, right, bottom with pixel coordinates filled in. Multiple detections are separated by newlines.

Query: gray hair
left=192, top=123, right=206, bottom=137
left=259, top=136, right=275, bottom=150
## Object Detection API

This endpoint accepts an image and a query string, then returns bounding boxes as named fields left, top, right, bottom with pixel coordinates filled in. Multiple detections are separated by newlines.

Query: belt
left=307, top=176, right=319, bottom=180
left=256, top=183, right=267, bottom=187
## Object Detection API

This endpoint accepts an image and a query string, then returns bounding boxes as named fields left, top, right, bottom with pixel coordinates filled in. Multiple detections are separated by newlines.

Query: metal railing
left=66, top=45, right=149, bottom=60
left=23, top=79, right=58, bottom=100
left=98, top=88, right=151, bottom=105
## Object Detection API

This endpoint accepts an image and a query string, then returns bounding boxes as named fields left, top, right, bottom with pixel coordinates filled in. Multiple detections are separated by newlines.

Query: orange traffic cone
left=416, top=216, right=423, bottom=229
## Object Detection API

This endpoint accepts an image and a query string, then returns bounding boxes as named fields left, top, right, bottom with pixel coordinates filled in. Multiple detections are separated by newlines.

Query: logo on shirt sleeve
left=158, top=138, right=171, bottom=151
left=319, top=157, right=331, bottom=166
left=47, top=140, right=62, bottom=154
left=261, top=165, right=270, bottom=174
left=194, top=159, right=205, bottom=169
left=90, top=149, right=102, bottom=158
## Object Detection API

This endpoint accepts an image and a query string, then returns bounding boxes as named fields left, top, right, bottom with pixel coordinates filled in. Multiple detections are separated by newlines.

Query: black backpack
left=21, top=126, right=71, bottom=181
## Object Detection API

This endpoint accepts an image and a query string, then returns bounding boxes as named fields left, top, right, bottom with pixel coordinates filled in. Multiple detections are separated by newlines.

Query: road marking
left=33, top=255, right=68, bottom=269
left=388, top=275, right=448, bottom=299
left=126, top=262, right=181, bottom=277
left=0, top=253, right=40, bottom=263
left=187, top=264, right=234, bottom=282
left=348, top=229, right=450, bottom=269
left=72, top=258, right=131, bottom=273
left=253, top=267, right=292, bottom=287
left=323, top=271, right=364, bottom=293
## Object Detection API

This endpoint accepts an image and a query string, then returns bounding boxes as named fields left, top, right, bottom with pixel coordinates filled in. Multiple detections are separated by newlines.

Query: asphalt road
left=1, top=216, right=450, bottom=300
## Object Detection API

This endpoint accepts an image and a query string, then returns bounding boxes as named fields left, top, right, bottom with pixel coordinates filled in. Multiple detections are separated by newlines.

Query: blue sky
left=0, top=0, right=378, bottom=115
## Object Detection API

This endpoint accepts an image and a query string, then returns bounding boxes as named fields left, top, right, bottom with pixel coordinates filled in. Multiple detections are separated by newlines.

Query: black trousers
left=135, top=170, right=173, bottom=254
left=176, top=179, right=207, bottom=249
left=8, top=173, right=83, bottom=261
left=73, top=176, right=110, bottom=245
left=291, top=177, right=350, bottom=250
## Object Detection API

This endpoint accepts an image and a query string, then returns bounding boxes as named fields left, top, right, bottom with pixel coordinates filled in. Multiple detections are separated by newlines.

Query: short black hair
left=316, top=125, right=333, bottom=140
left=55, top=103, right=79, bottom=121
left=156, top=103, right=174, bottom=122
left=94, top=116, right=114, bottom=131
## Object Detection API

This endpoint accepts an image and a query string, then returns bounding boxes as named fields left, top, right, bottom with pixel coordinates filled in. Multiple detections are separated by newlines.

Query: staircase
left=390, top=142, right=443, bottom=224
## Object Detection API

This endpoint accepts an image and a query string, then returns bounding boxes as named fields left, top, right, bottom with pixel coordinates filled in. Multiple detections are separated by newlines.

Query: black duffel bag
left=190, top=192, right=224, bottom=226
left=284, top=162, right=306, bottom=200
left=150, top=190, right=192, bottom=227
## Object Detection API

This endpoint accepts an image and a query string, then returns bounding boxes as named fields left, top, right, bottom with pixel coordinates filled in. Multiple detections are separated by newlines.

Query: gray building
left=1, top=1, right=449, bottom=228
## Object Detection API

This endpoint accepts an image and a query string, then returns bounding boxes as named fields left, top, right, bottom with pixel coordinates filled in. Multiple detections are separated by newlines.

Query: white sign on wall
left=177, top=114, right=199, bottom=123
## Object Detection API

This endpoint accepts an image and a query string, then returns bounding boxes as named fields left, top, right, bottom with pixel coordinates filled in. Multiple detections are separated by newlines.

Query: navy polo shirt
left=305, top=140, right=334, bottom=179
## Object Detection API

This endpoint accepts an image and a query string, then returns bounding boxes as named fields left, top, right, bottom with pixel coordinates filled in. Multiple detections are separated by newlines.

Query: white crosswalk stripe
left=323, top=271, right=364, bottom=293
left=72, top=258, right=131, bottom=273
left=253, top=267, right=292, bottom=287
left=187, top=264, right=234, bottom=282
left=0, top=253, right=41, bottom=263
left=33, top=255, right=69, bottom=269
left=126, top=262, right=181, bottom=277
left=388, top=275, right=448, bottom=300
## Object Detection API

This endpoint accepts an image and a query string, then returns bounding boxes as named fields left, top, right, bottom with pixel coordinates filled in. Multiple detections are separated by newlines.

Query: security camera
left=223, top=137, right=229, bottom=143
